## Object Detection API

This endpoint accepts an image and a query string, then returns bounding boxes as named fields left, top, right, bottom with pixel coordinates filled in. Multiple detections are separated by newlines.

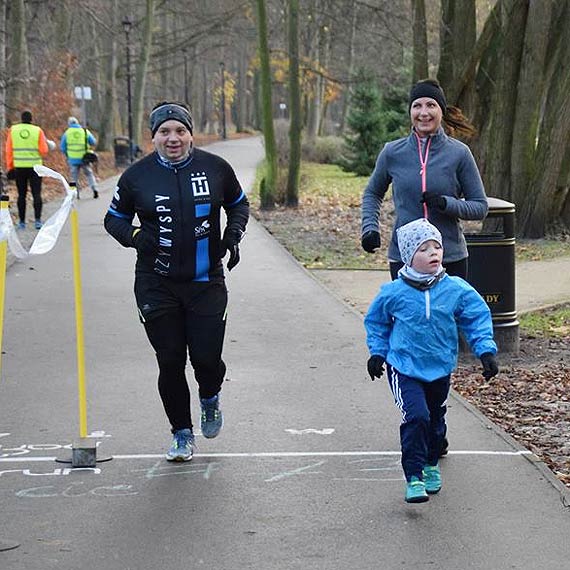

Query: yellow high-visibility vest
left=64, top=127, right=87, bottom=160
left=11, top=124, right=42, bottom=167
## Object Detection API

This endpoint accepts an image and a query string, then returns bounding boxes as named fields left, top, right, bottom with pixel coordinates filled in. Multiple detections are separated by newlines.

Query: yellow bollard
left=70, top=204, right=88, bottom=439
left=0, top=196, right=8, bottom=378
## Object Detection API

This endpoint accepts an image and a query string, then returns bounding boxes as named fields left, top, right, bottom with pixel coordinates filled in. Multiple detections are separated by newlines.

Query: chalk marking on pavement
left=265, top=461, right=326, bottom=482
left=0, top=450, right=534, bottom=463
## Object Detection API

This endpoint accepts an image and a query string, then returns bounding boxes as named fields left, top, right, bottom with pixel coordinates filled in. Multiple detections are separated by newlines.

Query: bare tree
left=287, top=0, right=301, bottom=206
left=254, top=0, right=278, bottom=208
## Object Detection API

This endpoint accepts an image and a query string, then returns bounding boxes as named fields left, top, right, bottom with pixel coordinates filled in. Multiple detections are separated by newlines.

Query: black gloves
left=132, top=228, right=158, bottom=256
left=221, top=229, right=242, bottom=271
left=367, top=355, right=385, bottom=381
left=421, top=192, right=446, bottom=211
left=480, top=352, right=499, bottom=380
left=361, top=230, right=381, bottom=253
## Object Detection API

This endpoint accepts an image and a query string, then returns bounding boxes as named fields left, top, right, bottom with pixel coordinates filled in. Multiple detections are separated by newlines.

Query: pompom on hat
left=149, top=103, right=193, bottom=136
left=408, top=79, right=447, bottom=115
left=397, top=218, right=442, bottom=267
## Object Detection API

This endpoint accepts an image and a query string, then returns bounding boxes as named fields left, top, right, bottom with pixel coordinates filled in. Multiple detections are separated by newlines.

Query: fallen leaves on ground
left=455, top=334, right=570, bottom=488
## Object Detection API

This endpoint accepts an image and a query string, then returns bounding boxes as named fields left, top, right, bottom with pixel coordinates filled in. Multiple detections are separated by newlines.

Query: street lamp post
left=122, top=16, right=134, bottom=163
left=219, top=61, right=227, bottom=140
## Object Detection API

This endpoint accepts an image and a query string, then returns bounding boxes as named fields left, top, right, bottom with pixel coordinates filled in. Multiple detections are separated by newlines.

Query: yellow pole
left=0, top=196, right=9, bottom=378
left=70, top=205, right=88, bottom=438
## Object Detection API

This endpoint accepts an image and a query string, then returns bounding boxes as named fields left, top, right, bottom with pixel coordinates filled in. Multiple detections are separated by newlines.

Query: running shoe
left=165, top=428, right=194, bottom=462
left=200, top=394, right=223, bottom=439
left=405, top=476, right=429, bottom=503
left=423, top=465, right=442, bottom=494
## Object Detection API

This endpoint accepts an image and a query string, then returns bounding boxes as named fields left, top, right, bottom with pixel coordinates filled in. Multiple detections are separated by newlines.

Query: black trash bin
left=113, top=136, right=131, bottom=167
left=465, top=197, right=519, bottom=353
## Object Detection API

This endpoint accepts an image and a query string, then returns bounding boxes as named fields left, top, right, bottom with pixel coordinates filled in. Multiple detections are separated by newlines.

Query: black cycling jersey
left=104, top=148, right=249, bottom=282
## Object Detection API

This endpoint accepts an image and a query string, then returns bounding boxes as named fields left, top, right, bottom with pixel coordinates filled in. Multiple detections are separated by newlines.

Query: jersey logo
left=191, top=172, right=210, bottom=198
left=195, top=219, right=210, bottom=238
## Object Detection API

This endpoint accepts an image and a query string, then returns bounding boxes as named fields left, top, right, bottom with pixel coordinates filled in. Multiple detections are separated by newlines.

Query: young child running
left=364, top=218, right=498, bottom=503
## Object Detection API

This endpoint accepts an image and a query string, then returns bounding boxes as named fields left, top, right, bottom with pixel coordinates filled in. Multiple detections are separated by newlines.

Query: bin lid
left=487, top=197, right=515, bottom=211
left=113, top=136, right=130, bottom=143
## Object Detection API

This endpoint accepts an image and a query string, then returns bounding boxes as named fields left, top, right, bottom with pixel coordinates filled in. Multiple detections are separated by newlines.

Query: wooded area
left=1, top=0, right=569, bottom=237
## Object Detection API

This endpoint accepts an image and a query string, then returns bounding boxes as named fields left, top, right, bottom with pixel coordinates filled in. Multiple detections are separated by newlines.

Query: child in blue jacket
left=364, top=218, right=498, bottom=503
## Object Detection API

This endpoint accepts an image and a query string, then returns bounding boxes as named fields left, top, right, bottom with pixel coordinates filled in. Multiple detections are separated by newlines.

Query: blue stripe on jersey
left=107, top=207, right=133, bottom=220
left=226, top=190, right=245, bottom=207
left=195, top=203, right=211, bottom=217
left=195, top=238, right=210, bottom=282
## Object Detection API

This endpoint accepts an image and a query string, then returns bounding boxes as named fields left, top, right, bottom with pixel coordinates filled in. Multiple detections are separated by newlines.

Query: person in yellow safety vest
left=60, top=116, right=99, bottom=199
left=5, top=110, right=49, bottom=230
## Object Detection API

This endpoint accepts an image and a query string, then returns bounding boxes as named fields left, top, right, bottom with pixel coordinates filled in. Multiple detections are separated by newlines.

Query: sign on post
left=73, top=86, right=92, bottom=126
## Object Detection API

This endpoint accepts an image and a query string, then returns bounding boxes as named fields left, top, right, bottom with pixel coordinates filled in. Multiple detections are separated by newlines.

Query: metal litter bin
left=113, top=136, right=131, bottom=167
left=465, top=197, right=519, bottom=353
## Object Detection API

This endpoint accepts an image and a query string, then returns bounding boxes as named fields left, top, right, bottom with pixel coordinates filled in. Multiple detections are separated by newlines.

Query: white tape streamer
left=0, top=165, right=77, bottom=259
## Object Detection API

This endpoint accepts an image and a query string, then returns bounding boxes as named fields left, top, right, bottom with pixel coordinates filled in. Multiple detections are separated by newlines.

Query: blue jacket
left=361, top=128, right=488, bottom=264
left=364, top=274, right=497, bottom=381
left=60, top=124, right=97, bottom=166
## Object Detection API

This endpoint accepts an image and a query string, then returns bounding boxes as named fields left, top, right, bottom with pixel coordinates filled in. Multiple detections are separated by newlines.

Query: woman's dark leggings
left=389, top=258, right=468, bottom=281
left=143, top=307, right=227, bottom=432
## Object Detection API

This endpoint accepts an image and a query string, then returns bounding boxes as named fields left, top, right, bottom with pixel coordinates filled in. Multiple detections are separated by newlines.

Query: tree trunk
left=411, top=0, right=428, bottom=82
left=339, top=0, right=357, bottom=134
left=7, top=0, right=30, bottom=120
left=479, top=0, right=528, bottom=202
left=519, top=1, right=570, bottom=236
left=133, top=0, right=156, bottom=147
left=306, top=0, right=321, bottom=140
left=254, top=0, right=278, bottom=208
left=235, top=44, right=247, bottom=132
left=0, top=0, right=7, bottom=132
left=97, top=0, right=119, bottom=151
left=509, top=1, right=552, bottom=211
left=438, top=0, right=476, bottom=115
left=286, top=0, right=301, bottom=207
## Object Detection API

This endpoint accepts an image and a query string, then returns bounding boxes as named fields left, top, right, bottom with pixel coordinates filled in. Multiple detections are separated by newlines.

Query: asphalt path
left=1, top=137, right=569, bottom=569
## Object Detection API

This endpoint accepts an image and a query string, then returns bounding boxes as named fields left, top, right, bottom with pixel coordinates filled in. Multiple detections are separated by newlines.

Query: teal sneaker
left=423, top=465, right=442, bottom=494
left=165, top=428, right=194, bottom=462
left=405, top=476, right=429, bottom=503
left=200, top=394, right=223, bottom=439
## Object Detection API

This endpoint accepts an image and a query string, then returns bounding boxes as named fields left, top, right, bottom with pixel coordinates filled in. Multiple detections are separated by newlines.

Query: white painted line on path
left=0, top=449, right=534, bottom=463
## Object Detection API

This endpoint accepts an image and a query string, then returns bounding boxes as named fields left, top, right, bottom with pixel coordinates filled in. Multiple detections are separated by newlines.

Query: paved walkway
left=313, top=256, right=570, bottom=317
left=1, top=136, right=569, bottom=569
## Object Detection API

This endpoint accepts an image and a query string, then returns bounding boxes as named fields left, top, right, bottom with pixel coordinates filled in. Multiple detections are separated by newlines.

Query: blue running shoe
left=405, top=476, right=429, bottom=503
left=17, top=221, right=25, bottom=230
left=35, top=220, right=43, bottom=230
left=200, top=394, right=223, bottom=439
left=166, top=428, right=194, bottom=462
left=423, top=465, right=442, bottom=494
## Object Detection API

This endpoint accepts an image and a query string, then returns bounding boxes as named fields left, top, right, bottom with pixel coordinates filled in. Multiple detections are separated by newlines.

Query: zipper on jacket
left=424, top=289, right=431, bottom=319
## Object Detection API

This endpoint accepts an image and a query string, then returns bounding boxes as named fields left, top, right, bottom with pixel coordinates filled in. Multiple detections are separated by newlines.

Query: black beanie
left=21, top=110, right=33, bottom=123
left=149, top=103, right=193, bottom=136
left=408, top=80, right=447, bottom=115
